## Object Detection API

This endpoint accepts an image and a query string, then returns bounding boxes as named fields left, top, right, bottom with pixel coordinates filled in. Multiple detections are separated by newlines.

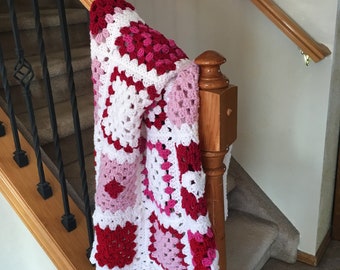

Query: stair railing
left=0, top=0, right=93, bottom=253
left=56, top=0, right=93, bottom=241
left=5, top=0, right=53, bottom=199
left=252, top=0, right=331, bottom=64
left=33, top=0, right=77, bottom=232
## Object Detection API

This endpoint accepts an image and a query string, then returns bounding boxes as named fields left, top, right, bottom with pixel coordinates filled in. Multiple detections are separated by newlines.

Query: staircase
left=226, top=158, right=299, bottom=269
left=0, top=0, right=299, bottom=269
left=0, top=0, right=96, bottom=210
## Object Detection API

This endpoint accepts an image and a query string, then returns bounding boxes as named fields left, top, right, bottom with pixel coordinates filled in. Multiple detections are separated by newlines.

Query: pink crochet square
left=149, top=212, right=188, bottom=269
left=168, top=63, right=199, bottom=127
left=95, top=153, right=138, bottom=212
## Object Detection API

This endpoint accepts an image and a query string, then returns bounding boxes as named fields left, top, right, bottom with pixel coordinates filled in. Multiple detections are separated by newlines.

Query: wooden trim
left=79, top=0, right=92, bottom=10
left=0, top=108, right=94, bottom=270
left=297, top=229, right=331, bottom=266
left=332, top=136, right=340, bottom=240
left=251, top=0, right=331, bottom=63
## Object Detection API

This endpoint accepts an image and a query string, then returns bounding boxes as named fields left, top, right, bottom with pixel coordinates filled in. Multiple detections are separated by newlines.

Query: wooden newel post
left=195, top=51, right=237, bottom=270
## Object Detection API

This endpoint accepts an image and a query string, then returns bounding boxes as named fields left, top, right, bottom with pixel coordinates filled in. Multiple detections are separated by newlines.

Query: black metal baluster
left=0, top=62, right=9, bottom=141
left=0, top=45, right=29, bottom=166
left=56, top=0, right=93, bottom=247
left=0, top=121, right=4, bottom=137
left=31, top=0, right=76, bottom=231
left=6, top=0, right=52, bottom=199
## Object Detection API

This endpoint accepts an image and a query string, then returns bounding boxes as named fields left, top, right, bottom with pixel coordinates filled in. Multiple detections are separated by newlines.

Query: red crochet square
left=90, top=0, right=134, bottom=35
left=115, top=21, right=187, bottom=75
left=188, top=228, right=217, bottom=269
left=176, top=141, right=202, bottom=176
left=94, top=222, right=137, bottom=268
left=181, top=187, right=207, bottom=220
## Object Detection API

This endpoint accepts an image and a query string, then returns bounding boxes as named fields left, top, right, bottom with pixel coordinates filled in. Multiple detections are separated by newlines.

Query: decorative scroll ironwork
left=6, top=0, right=52, bottom=199
left=0, top=45, right=29, bottom=166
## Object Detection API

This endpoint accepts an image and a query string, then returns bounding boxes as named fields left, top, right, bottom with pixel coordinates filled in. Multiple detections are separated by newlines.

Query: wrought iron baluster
left=0, top=121, right=4, bottom=137
left=0, top=45, right=29, bottom=166
left=31, top=0, right=76, bottom=231
left=56, top=0, right=94, bottom=246
left=6, top=0, right=52, bottom=199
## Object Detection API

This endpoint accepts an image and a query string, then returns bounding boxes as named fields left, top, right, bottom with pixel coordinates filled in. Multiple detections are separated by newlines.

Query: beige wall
left=131, top=0, right=339, bottom=254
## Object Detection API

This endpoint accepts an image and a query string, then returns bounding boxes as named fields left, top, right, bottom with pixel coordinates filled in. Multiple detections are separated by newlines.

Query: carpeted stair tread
left=228, top=158, right=299, bottom=263
left=226, top=209, right=279, bottom=270
left=0, top=8, right=88, bottom=32
left=18, top=93, right=94, bottom=145
left=3, top=46, right=90, bottom=87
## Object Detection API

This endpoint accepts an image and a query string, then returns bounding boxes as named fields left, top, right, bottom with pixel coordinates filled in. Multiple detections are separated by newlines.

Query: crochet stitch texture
left=89, top=1, right=219, bottom=269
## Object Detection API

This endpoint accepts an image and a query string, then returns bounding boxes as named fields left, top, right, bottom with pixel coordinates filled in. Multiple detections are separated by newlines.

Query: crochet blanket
left=89, top=1, right=218, bottom=269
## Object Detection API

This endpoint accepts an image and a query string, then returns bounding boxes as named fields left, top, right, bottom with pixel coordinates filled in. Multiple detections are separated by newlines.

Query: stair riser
left=17, top=92, right=94, bottom=145
left=1, top=23, right=89, bottom=60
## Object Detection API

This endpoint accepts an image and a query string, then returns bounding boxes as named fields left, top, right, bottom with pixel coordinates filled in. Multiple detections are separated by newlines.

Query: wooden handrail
left=252, top=0, right=331, bottom=63
left=79, top=0, right=92, bottom=10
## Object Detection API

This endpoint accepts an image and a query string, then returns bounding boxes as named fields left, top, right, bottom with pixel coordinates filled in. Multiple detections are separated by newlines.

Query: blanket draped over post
left=89, top=1, right=219, bottom=269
